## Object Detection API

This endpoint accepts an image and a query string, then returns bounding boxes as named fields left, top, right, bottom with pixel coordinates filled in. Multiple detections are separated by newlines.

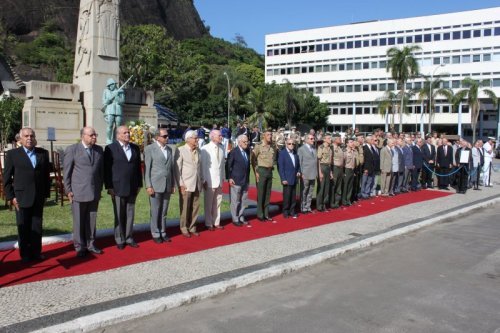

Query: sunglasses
left=287, top=143, right=295, bottom=146
left=160, top=135, right=169, bottom=139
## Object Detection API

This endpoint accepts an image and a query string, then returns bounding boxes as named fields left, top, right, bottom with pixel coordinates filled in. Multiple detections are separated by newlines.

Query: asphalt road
left=96, top=206, right=500, bottom=333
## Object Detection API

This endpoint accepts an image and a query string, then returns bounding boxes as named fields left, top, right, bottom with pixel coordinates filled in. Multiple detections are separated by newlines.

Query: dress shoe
left=215, top=226, right=224, bottom=230
left=191, top=231, right=200, bottom=236
left=291, top=214, right=298, bottom=219
left=264, top=217, right=274, bottom=222
left=239, top=218, right=248, bottom=225
left=316, top=208, right=325, bottom=212
left=232, top=221, right=243, bottom=227
left=207, top=226, right=215, bottom=231
left=32, top=254, right=46, bottom=260
left=153, top=237, right=163, bottom=244
left=127, top=241, right=139, bottom=248
left=257, top=217, right=267, bottom=222
left=88, top=247, right=103, bottom=254
left=182, top=233, right=191, bottom=238
left=21, top=257, right=31, bottom=263
left=473, top=187, right=481, bottom=191
left=283, top=214, right=289, bottom=219
left=117, top=244, right=125, bottom=250
left=301, top=210, right=309, bottom=215
left=77, top=250, right=87, bottom=258
left=162, top=237, right=172, bottom=243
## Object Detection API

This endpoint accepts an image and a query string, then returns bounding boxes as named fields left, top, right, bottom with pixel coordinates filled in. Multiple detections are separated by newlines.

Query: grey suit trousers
left=112, top=194, right=137, bottom=245
left=300, top=178, right=315, bottom=212
left=230, top=184, right=248, bottom=222
left=71, top=200, right=99, bottom=251
left=150, top=191, right=171, bottom=238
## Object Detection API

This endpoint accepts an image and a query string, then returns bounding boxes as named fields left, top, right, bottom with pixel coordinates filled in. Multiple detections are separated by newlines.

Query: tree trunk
left=399, top=88, right=404, bottom=132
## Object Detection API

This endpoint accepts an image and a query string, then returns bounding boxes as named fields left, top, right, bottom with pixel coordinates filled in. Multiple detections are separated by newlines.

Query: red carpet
left=0, top=190, right=452, bottom=287
left=222, top=182, right=283, bottom=204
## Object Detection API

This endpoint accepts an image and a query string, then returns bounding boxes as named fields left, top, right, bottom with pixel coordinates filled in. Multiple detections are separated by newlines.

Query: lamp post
left=223, top=72, right=231, bottom=128
left=428, top=63, right=446, bottom=133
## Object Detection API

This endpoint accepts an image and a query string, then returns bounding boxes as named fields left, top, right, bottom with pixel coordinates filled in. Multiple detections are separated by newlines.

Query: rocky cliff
left=0, top=0, right=208, bottom=42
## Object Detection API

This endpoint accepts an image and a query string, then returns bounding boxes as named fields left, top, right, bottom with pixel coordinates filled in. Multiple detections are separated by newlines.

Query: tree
left=414, top=76, right=452, bottom=132
left=386, top=45, right=421, bottom=132
left=375, top=90, right=413, bottom=131
left=245, top=85, right=274, bottom=130
left=0, top=96, right=23, bottom=150
left=454, top=78, right=498, bottom=143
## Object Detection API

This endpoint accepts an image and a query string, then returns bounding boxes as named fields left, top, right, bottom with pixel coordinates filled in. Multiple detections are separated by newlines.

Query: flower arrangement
left=127, top=120, right=154, bottom=152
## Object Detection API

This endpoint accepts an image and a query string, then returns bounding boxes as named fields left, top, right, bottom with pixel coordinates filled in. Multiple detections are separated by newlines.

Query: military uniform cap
left=279, top=127, right=285, bottom=131
left=332, top=132, right=341, bottom=138
left=487, top=136, right=496, bottom=141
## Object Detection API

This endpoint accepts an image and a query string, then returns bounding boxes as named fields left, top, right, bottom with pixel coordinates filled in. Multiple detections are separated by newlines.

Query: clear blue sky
left=194, top=1, right=500, bottom=54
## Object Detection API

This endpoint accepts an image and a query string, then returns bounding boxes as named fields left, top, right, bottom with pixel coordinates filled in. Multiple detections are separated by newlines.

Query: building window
left=356, top=107, right=363, bottom=115
left=363, top=62, right=369, bottom=69
left=371, top=84, right=378, bottom=91
left=293, top=67, right=300, bottom=74
left=346, top=85, right=353, bottom=92
left=363, top=40, right=370, bottom=47
left=301, top=67, right=307, bottom=73
left=473, top=29, right=481, bottom=37
left=371, top=61, right=378, bottom=69
left=442, top=56, right=450, bottom=64
left=406, top=36, right=413, bottom=43
left=324, top=44, right=330, bottom=51
left=452, top=55, right=460, bottom=64
left=273, top=49, right=280, bottom=56
left=315, top=65, right=323, bottom=73
left=371, top=39, right=378, bottom=46
left=287, top=68, right=292, bottom=75
left=462, top=55, right=471, bottom=63
left=316, top=44, right=323, bottom=52
left=452, top=80, right=460, bottom=88
left=355, top=62, right=362, bottom=70
left=379, top=38, right=387, bottom=46
left=280, top=48, right=286, bottom=55
left=363, top=85, right=369, bottom=92
left=483, top=53, right=491, bottom=62
left=379, top=60, right=387, bottom=68
left=267, top=50, right=273, bottom=56
left=315, top=87, right=322, bottom=94
left=414, top=82, right=422, bottom=89
left=388, top=37, right=395, bottom=45
left=406, top=82, right=412, bottom=89
left=346, top=63, right=353, bottom=70
left=473, top=54, right=481, bottom=62
left=484, top=28, right=492, bottom=36
left=280, top=68, right=286, bottom=75
left=331, top=64, right=338, bottom=71
left=443, top=32, right=451, bottom=40
left=331, top=86, right=337, bottom=93
left=339, top=86, right=345, bottom=93
left=442, top=106, right=450, bottom=113
left=355, top=40, right=362, bottom=48
left=493, top=79, right=500, bottom=87
left=495, top=27, right=500, bottom=36
left=340, top=108, right=346, bottom=114
left=309, top=66, right=315, bottom=73
left=452, top=31, right=461, bottom=40
left=323, top=64, right=330, bottom=72
left=442, top=81, right=450, bottom=89
left=433, top=33, right=441, bottom=41
left=339, top=42, right=345, bottom=49
left=267, top=69, right=273, bottom=76
left=354, top=85, right=361, bottom=92
left=462, top=30, right=471, bottom=39
left=397, top=37, right=404, bottom=44
left=433, top=57, right=440, bottom=65
left=379, top=83, right=387, bottom=91
left=415, top=35, right=422, bottom=43
left=424, top=34, right=432, bottom=42
left=493, top=53, right=500, bottom=61
left=388, top=83, right=395, bottom=90
left=347, top=41, right=353, bottom=49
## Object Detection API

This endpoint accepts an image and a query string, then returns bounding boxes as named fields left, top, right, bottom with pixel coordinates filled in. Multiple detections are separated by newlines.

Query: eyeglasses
left=287, top=143, right=295, bottom=146
left=160, top=135, right=169, bottom=139
left=86, top=133, right=98, bottom=137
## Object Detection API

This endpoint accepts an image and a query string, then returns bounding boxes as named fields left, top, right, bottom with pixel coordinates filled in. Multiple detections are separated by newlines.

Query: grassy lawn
left=0, top=189, right=230, bottom=242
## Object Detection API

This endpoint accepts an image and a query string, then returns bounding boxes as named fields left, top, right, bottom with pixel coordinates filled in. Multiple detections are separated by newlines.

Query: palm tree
left=414, top=76, right=452, bottom=132
left=386, top=45, right=421, bottom=132
left=375, top=90, right=413, bottom=131
left=245, top=85, right=275, bottom=130
left=455, top=78, right=498, bottom=143
left=280, top=79, right=304, bottom=129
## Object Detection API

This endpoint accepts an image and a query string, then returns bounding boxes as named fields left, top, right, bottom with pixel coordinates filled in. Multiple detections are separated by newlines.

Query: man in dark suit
left=411, top=138, right=424, bottom=191
left=3, top=127, right=50, bottom=263
left=436, top=137, right=453, bottom=190
left=104, top=125, right=143, bottom=249
left=455, top=139, right=472, bottom=194
left=360, top=135, right=375, bottom=199
left=421, top=135, right=436, bottom=188
left=278, top=139, right=301, bottom=218
left=64, top=127, right=104, bottom=257
left=144, top=128, right=176, bottom=243
left=227, top=134, right=251, bottom=226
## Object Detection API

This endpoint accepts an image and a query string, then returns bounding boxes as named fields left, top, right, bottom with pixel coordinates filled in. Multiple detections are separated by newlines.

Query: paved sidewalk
left=1, top=170, right=499, bottom=333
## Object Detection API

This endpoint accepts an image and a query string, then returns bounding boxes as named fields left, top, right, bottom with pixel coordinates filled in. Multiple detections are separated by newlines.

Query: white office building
left=265, top=7, right=500, bottom=138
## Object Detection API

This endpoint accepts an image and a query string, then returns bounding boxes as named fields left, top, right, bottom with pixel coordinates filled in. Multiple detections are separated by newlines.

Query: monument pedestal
left=122, top=88, right=157, bottom=127
left=22, top=81, right=84, bottom=148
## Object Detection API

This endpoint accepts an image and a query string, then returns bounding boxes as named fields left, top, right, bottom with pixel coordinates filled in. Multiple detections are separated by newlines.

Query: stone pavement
left=1, top=169, right=499, bottom=333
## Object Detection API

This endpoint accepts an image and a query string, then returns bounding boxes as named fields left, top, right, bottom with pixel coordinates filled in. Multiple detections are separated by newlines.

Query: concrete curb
left=32, top=196, right=500, bottom=333
left=0, top=205, right=277, bottom=251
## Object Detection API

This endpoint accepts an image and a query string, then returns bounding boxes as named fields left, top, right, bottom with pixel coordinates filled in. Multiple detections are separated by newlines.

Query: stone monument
left=22, top=0, right=157, bottom=148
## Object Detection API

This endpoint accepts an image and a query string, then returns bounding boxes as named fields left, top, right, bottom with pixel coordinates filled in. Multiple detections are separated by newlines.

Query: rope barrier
left=422, top=163, right=464, bottom=177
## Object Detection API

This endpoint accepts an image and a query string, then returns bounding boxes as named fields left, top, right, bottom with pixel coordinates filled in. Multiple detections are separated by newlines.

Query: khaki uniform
left=251, top=142, right=276, bottom=219
left=330, top=145, right=345, bottom=208
left=290, top=131, right=301, bottom=146
left=342, top=148, right=357, bottom=206
left=316, top=143, right=332, bottom=211
left=275, top=133, right=285, bottom=151
left=352, top=145, right=364, bottom=202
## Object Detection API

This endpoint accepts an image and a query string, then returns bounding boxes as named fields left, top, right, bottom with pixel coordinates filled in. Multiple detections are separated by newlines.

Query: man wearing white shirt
left=201, top=130, right=226, bottom=230
left=482, top=137, right=495, bottom=187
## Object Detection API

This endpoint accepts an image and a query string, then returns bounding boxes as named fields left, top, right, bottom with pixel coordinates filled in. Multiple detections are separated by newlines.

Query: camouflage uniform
left=251, top=141, right=276, bottom=220
left=316, top=142, right=332, bottom=211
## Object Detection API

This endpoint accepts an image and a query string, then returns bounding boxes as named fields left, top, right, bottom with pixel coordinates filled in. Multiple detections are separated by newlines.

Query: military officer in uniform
left=342, top=137, right=357, bottom=206
left=290, top=126, right=301, bottom=146
left=330, top=133, right=345, bottom=209
left=275, top=128, right=286, bottom=151
left=251, top=129, right=277, bottom=222
left=316, top=133, right=332, bottom=212
left=352, top=134, right=364, bottom=202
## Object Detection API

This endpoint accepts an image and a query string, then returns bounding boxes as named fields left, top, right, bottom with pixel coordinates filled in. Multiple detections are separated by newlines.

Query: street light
left=223, top=72, right=231, bottom=128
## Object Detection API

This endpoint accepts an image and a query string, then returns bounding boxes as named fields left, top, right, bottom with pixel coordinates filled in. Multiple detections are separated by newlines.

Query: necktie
left=85, top=147, right=92, bottom=161
left=241, top=149, right=248, bottom=163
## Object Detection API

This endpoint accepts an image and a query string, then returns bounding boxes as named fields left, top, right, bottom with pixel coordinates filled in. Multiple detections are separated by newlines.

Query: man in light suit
left=380, top=139, right=394, bottom=196
left=144, top=128, right=176, bottom=244
left=63, top=126, right=104, bottom=257
left=175, top=130, right=202, bottom=237
left=3, top=127, right=51, bottom=263
left=104, top=125, right=143, bottom=249
left=278, top=139, right=301, bottom=218
left=297, top=133, right=317, bottom=214
left=227, top=135, right=251, bottom=226
left=201, top=129, right=226, bottom=231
